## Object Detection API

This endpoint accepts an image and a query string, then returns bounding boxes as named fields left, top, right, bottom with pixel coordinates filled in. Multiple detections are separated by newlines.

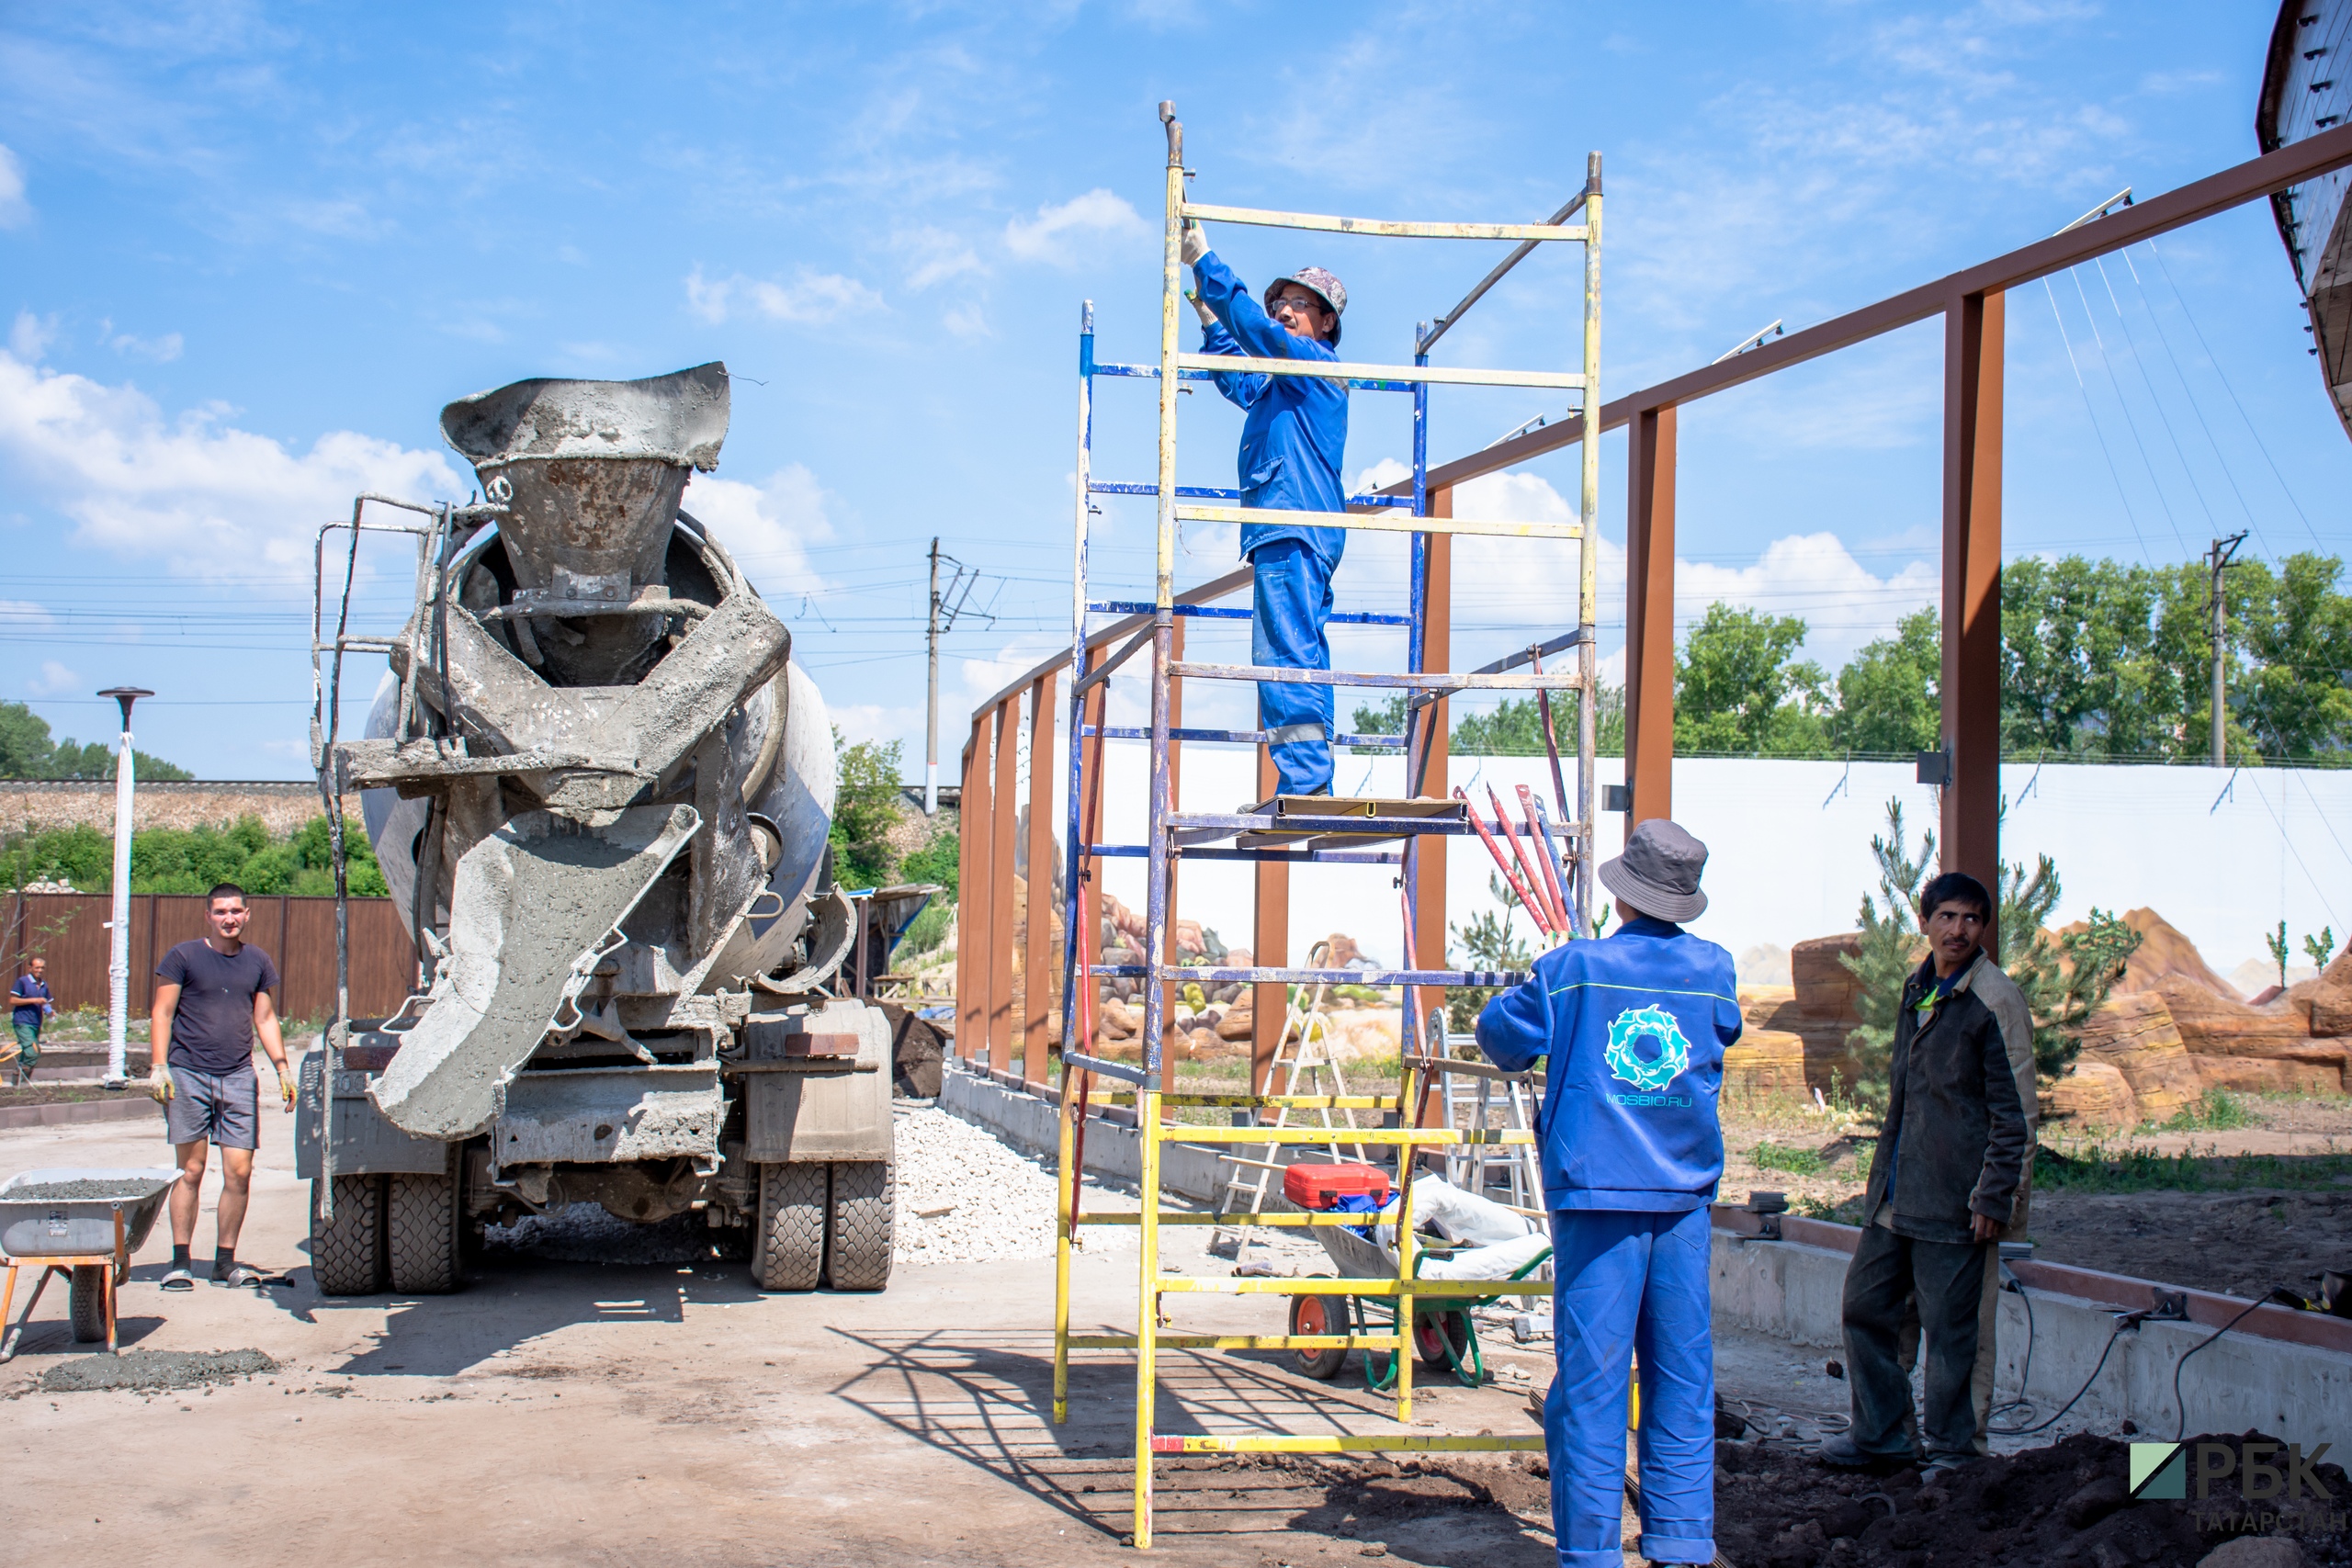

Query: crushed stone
left=4, top=1179, right=169, bottom=1202
left=893, top=1103, right=1136, bottom=1265
left=40, top=1349, right=278, bottom=1393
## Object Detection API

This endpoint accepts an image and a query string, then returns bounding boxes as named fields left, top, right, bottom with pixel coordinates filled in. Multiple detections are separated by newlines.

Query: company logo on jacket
left=1605, top=1004, right=1692, bottom=1106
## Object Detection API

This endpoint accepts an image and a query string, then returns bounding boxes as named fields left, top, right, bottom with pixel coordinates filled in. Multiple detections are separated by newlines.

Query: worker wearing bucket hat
left=1182, top=219, right=1349, bottom=795
left=1476, top=818, right=1741, bottom=1568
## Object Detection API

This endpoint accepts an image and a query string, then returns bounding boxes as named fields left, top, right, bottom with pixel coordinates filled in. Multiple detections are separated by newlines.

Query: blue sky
left=4, top=1, right=2347, bottom=780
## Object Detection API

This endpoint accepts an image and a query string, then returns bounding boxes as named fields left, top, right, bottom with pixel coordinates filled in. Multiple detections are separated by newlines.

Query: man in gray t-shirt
left=151, top=883, right=294, bottom=1290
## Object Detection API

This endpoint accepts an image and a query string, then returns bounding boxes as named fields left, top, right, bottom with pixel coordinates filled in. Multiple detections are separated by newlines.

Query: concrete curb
left=0, top=1095, right=165, bottom=1131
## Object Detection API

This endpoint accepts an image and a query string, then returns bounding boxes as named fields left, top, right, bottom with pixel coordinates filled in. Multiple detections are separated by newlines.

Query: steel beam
left=1409, top=493, right=1453, bottom=1038
left=956, top=713, right=993, bottom=1064
left=1250, top=740, right=1287, bottom=1098
left=1941, top=290, right=2006, bottom=938
left=1623, top=404, right=1678, bottom=834
left=989, top=694, right=1020, bottom=1072
left=1024, top=669, right=1057, bottom=1085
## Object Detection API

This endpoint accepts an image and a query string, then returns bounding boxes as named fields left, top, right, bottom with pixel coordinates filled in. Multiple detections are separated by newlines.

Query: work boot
left=1818, top=1432, right=1911, bottom=1473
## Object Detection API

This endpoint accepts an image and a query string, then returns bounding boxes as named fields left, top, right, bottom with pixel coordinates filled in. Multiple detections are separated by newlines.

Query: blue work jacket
left=1193, top=251, right=1349, bottom=569
left=1476, top=916, right=1741, bottom=1213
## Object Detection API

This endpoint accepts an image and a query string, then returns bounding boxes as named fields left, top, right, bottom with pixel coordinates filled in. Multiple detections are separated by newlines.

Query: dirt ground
left=1719, top=1090, right=2352, bottom=1301
left=0, top=1110, right=1568, bottom=1568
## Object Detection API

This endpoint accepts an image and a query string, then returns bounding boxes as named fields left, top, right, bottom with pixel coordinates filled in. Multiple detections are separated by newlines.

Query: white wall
left=1070, top=745, right=2352, bottom=981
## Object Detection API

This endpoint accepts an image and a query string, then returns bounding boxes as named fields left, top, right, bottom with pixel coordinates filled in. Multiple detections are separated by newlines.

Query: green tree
left=1839, top=799, right=1933, bottom=1096
left=1350, top=687, right=1627, bottom=758
left=829, top=732, right=907, bottom=891
left=2304, top=927, right=2337, bottom=971
left=1828, top=608, right=1941, bottom=756
left=1674, top=604, right=1829, bottom=757
left=0, top=700, right=191, bottom=780
left=2230, top=552, right=2352, bottom=761
left=1446, top=874, right=1536, bottom=1032
left=1995, top=856, right=2140, bottom=1078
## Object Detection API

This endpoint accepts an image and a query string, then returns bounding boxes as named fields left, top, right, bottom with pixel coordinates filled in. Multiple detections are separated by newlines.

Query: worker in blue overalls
left=1182, top=219, right=1349, bottom=796
left=1476, top=819, right=1741, bottom=1568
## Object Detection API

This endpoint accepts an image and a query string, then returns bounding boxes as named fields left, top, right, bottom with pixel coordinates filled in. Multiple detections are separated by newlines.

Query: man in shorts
left=151, top=883, right=296, bottom=1289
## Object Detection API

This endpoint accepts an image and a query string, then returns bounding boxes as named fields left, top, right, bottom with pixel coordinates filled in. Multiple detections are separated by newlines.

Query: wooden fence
left=3, top=894, right=418, bottom=1022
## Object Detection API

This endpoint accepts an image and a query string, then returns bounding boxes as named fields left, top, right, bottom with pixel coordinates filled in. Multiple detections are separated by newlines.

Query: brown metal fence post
left=1023, top=670, right=1057, bottom=1087
left=1624, top=403, right=1678, bottom=836
left=1249, top=740, right=1288, bottom=1098
left=1410, top=507, right=1452, bottom=1045
left=1941, top=289, right=2005, bottom=946
left=1077, top=660, right=1107, bottom=1082
left=956, top=716, right=993, bottom=1066
left=989, top=694, right=1021, bottom=1075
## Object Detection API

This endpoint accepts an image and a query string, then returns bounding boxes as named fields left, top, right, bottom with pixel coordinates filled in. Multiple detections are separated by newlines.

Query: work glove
left=277, top=1063, right=298, bottom=1112
left=150, top=1062, right=175, bottom=1104
left=1180, top=219, right=1208, bottom=267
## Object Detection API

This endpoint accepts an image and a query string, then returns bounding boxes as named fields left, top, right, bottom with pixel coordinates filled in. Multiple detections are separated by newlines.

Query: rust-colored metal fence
left=2, top=893, right=418, bottom=1021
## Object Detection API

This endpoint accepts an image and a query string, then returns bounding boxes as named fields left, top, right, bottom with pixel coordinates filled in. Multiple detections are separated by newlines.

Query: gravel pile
left=41, top=1348, right=277, bottom=1393
left=893, top=1104, right=1134, bottom=1266
left=5, top=1179, right=170, bottom=1202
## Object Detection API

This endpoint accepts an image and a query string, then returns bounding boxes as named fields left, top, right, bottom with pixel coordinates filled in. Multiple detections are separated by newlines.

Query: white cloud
left=895, top=225, right=984, bottom=290
left=0, top=600, right=55, bottom=630
left=9, top=311, right=58, bottom=362
left=0, top=345, right=464, bottom=576
left=830, top=701, right=926, bottom=752
left=1002, top=188, right=1150, bottom=266
left=0, top=145, right=28, bottom=229
left=685, top=266, right=882, bottom=326
left=105, top=325, right=184, bottom=363
left=680, top=464, right=837, bottom=598
left=942, top=300, right=992, bottom=340
left=28, top=659, right=81, bottom=695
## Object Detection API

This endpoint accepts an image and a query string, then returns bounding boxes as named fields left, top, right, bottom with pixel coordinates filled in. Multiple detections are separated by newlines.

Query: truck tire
left=70, top=1265, right=108, bottom=1343
left=387, top=1172, right=460, bottom=1294
left=311, top=1174, right=385, bottom=1296
left=825, top=1160, right=894, bottom=1291
left=755, top=1162, right=827, bottom=1291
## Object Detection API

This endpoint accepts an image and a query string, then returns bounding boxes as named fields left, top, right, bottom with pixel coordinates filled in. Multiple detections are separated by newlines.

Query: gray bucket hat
left=1263, top=267, right=1347, bottom=345
left=1599, top=818, right=1710, bottom=922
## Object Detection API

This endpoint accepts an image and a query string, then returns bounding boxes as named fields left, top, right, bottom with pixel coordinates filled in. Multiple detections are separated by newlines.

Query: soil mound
left=1711, top=1429, right=2352, bottom=1568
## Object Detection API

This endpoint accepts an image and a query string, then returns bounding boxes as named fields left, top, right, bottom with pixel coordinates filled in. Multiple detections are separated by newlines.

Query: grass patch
left=2154, top=1089, right=2257, bottom=1134
left=2032, top=1141, right=2352, bottom=1193
left=1750, top=1141, right=1826, bottom=1176
left=1794, top=1191, right=1869, bottom=1223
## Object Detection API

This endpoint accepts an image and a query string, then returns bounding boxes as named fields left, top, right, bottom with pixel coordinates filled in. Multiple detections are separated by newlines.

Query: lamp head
left=96, top=686, right=154, bottom=731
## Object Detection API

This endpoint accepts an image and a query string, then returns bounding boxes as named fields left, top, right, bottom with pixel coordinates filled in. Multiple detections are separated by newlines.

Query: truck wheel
left=387, top=1172, right=460, bottom=1294
left=825, top=1160, right=894, bottom=1291
left=311, top=1174, right=385, bottom=1296
left=69, top=1265, right=108, bottom=1343
left=754, top=1162, right=827, bottom=1291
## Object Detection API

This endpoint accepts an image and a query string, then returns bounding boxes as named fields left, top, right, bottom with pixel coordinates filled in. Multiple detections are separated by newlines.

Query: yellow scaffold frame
left=1052, top=100, right=1601, bottom=1551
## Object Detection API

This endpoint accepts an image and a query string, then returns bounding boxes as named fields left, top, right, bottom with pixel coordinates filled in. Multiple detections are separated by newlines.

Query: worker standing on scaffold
left=1476, top=819, right=1740, bottom=1568
left=1182, top=218, right=1349, bottom=796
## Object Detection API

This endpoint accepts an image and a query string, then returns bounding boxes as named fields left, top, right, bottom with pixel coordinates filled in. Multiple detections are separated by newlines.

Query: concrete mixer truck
left=294, top=364, right=894, bottom=1295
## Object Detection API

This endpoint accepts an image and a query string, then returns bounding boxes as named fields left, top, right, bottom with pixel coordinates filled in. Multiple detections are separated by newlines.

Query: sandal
left=161, top=1265, right=195, bottom=1292
left=217, top=1263, right=266, bottom=1289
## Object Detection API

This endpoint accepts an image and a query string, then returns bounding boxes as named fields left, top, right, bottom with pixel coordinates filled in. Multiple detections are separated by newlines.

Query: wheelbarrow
left=1286, top=1205, right=1552, bottom=1391
left=0, top=1166, right=179, bottom=1359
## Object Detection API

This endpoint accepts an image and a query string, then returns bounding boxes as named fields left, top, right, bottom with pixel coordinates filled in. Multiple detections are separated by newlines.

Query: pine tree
left=1838, top=799, right=1933, bottom=1096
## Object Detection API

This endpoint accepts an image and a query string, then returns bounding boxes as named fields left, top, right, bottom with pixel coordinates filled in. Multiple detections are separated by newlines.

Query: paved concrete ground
left=0, top=1109, right=1573, bottom=1567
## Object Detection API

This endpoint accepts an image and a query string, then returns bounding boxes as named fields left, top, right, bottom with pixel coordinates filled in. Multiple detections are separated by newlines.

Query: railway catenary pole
left=96, top=685, right=153, bottom=1089
left=926, top=536, right=943, bottom=814
left=2208, top=531, right=2247, bottom=766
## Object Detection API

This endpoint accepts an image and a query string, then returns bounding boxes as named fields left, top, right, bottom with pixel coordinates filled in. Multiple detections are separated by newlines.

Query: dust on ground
left=38, top=1348, right=278, bottom=1393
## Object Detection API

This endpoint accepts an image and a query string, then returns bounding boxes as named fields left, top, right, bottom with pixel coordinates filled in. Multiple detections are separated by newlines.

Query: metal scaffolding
left=1050, top=102, right=1602, bottom=1549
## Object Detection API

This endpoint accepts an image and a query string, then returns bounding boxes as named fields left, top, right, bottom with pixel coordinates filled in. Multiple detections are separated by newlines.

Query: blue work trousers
left=1250, top=539, right=1335, bottom=795
left=1545, top=1206, right=1715, bottom=1568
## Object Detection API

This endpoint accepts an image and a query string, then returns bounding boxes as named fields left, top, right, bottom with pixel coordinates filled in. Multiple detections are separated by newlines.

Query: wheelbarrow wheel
left=1288, top=1294, right=1350, bottom=1379
left=1415, top=1308, right=1476, bottom=1377
left=69, top=1265, right=107, bottom=1343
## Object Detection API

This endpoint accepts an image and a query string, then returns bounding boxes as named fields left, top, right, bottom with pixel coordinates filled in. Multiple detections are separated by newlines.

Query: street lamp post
left=96, top=686, right=153, bottom=1089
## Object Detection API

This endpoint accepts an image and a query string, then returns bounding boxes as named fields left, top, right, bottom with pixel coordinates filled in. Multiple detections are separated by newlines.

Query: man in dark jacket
left=1182, top=218, right=1349, bottom=796
left=1825, top=870, right=2031, bottom=1473
left=1477, top=819, right=1742, bottom=1568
